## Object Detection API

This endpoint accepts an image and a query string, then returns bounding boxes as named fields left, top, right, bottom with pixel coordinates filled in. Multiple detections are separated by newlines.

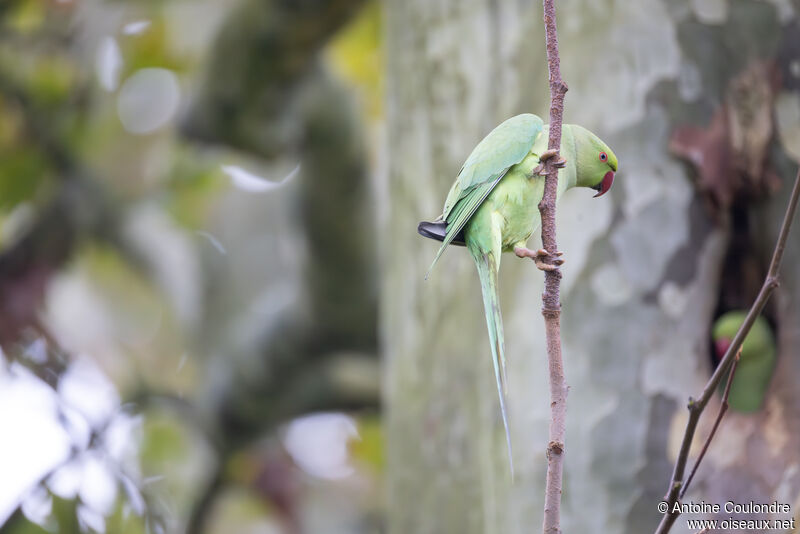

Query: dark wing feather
left=417, top=221, right=466, bottom=246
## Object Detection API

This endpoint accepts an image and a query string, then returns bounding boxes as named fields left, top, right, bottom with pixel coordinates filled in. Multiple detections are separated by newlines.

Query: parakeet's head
left=711, top=310, right=777, bottom=413
left=712, top=311, right=774, bottom=364
left=571, top=125, right=618, bottom=197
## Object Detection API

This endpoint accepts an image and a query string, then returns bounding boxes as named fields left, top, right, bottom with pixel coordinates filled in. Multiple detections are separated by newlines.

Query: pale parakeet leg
left=532, top=149, right=567, bottom=176
left=513, top=245, right=565, bottom=272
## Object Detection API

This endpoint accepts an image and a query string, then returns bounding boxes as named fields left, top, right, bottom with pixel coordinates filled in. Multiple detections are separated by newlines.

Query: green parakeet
left=418, top=113, right=618, bottom=474
left=712, top=311, right=776, bottom=413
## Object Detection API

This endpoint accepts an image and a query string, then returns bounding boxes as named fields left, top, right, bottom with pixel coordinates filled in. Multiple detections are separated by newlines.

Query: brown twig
left=679, top=347, right=741, bottom=499
left=655, top=167, right=800, bottom=533
left=185, top=459, right=226, bottom=534
left=539, top=1, right=569, bottom=533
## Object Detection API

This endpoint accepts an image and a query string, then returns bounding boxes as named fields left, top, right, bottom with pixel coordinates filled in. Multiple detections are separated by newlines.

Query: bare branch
left=679, top=347, right=741, bottom=499
left=185, top=462, right=225, bottom=534
left=539, top=1, right=569, bottom=533
left=655, top=167, right=800, bottom=533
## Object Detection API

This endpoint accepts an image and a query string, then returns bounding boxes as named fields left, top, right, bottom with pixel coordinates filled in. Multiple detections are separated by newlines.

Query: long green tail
left=474, top=251, right=513, bottom=477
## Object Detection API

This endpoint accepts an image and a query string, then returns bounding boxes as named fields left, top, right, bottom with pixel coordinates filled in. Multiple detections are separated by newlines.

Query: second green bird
left=418, top=113, right=618, bottom=476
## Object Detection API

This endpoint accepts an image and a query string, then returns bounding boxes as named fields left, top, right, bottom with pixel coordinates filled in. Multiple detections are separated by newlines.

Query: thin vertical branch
left=655, top=168, right=800, bottom=533
left=679, top=347, right=740, bottom=499
left=539, top=1, right=569, bottom=533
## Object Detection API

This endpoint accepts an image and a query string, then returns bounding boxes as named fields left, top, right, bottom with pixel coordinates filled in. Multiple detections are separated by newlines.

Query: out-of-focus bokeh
left=0, top=1, right=381, bottom=533
left=2, top=1, right=800, bottom=533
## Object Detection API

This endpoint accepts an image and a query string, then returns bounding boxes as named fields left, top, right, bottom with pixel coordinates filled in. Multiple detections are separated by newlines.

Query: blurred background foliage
left=0, top=0, right=383, bottom=533
left=3, top=1, right=800, bottom=534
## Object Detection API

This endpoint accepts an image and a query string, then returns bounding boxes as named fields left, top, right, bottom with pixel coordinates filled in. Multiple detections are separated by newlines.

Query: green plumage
left=712, top=311, right=776, bottom=413
left=422, top=113, right=618, bottom=476
left=427, top=114, right=545, bottom=274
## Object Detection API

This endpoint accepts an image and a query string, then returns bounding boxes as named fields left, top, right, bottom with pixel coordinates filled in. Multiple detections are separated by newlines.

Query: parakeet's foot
left=532, top=150, right=567, bottom=176
left=539, top=149, right=567, bottom=166
left=514, top=247, right=565, bottom=272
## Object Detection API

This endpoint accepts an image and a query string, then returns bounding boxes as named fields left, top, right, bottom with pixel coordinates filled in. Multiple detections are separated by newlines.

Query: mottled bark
left=384, top=1, right=800, bottom=533
left=658, top=170, right=800, bottom=533
left=384, top=1, right=546, bottom=532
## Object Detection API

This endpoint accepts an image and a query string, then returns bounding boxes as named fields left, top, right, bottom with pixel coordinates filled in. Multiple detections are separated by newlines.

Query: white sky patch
left=60, top=404, right=92, bottom=450
left=0, top=359, right=140, bottom=528
left=78, top=503, right=106, bottom=534
left=196, top=231, right=227, bottom=255
left=96, top=37, right=123, bottom=92
left=283, top=413, right=359, bottom=480
left=24, top=338, right=48, bottom=364
left=122, top=204, right=201, bottom=326
left=0, top=364, right=71, bottom=525
left=103, top=413, right=142, bottom=463
left=222, top=163, right=300, bottom=193
left=119, top=473, right=146, bottom=516
left=79, top=454, right=118, bottom=517
left=117, top=68, right=181, bottom=135
left=20, top=486, right=51, bottom=526
left=122, top=20, right=151, bottom=35
left=59, top=359, right=120, bottom=428
left=48, top=458, right=84, bottom=499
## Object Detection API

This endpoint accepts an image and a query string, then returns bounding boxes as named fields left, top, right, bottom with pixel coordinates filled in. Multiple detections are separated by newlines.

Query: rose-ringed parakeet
left=712, top=311, right=776, bottom=413
left=418, top=113, right=618, bottom=475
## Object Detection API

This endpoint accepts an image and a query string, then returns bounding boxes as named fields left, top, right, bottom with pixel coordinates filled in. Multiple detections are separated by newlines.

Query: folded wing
left=425, top=113, right=544, bottom=276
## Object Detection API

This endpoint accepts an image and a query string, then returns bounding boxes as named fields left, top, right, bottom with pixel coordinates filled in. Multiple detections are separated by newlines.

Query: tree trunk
left=383, top=1, right=800, bottom=532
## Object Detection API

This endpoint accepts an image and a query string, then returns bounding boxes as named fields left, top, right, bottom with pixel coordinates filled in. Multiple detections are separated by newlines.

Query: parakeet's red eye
left=599, top=152, right=608, bottom=162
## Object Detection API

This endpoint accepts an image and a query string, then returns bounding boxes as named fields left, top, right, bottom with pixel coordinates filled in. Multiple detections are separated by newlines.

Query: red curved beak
left=593, top=171, right=615, bottom=198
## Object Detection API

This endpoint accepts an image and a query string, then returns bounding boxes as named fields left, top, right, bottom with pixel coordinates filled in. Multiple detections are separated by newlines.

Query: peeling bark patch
left=775, top=92, right=800, bottom=163
left=726, top=62, right=781, bottom=188
left=666, top=409, right=703, bottom=463
left=625, top=394, right=678, bottom=533
left=590, top=262, right=633, bottom=306
left=647, top=195, right=714, bottom=302
left=778, top=20, right=800, bottom=91
left=764, top=396, right=790, bottom=454
left=670, top=61, right=782, bottom=212
left=671, top=107, right=734, bottom=208
left=611, top=199, right=689, bottom=293
left=690, top=0, right=730, bottom=25
left=658, top=282, right=692, bottom=318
